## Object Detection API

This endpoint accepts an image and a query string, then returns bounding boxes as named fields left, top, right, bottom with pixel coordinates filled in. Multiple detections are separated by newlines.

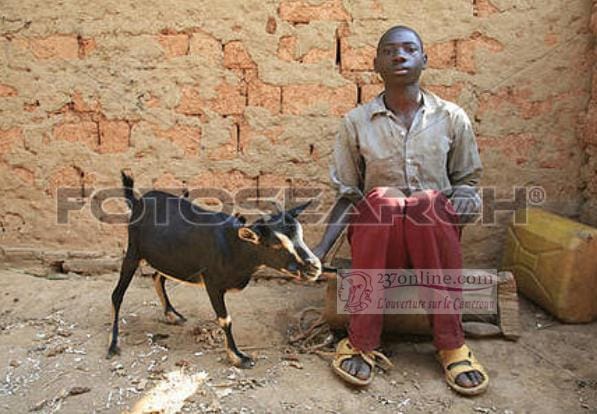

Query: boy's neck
left=383, top=83, right=422, bottom=114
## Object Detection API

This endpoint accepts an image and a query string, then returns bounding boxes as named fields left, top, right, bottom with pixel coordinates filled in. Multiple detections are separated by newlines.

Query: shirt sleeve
left=448, top=108, right=483, bottom=210
left=330, top=116, right=364, bottom=201
left=448, top=107, right=483, bottom=188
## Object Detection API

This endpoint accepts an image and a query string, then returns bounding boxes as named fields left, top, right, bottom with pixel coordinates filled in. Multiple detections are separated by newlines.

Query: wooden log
left=497, top=271, right=522, bottom=340
left=323, top=270, right=520, bottom=340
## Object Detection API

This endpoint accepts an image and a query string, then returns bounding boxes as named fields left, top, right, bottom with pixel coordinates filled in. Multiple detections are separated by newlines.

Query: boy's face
left=374, top=29, right=427, bottom=85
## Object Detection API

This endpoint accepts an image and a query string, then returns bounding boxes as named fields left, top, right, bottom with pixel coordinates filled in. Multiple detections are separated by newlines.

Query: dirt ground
left=0, top=267, right=596, bottom=414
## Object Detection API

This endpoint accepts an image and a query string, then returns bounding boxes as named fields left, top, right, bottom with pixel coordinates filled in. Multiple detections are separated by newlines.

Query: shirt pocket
left=365, top=153, right=406, bottom=190
left=415, top=134, right=451, bottom=186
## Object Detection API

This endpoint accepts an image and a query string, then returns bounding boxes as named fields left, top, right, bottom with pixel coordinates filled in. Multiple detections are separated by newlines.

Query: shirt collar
left=369, top=89, right=436, bottom=119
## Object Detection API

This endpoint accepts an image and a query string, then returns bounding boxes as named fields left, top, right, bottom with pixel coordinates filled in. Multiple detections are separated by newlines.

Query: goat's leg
left=152, top=273, right=186, bottom=324
left=206, top=286, right=255, bottom=369
left=107, top=248, right=139, bottom=358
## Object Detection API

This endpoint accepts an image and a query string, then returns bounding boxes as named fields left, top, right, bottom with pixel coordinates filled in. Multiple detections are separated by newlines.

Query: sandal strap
left=368, top=350, right=394, bottom=371
left=438, top=344, right=487, bottom=379
left=335, top=338, right=393, bottom=371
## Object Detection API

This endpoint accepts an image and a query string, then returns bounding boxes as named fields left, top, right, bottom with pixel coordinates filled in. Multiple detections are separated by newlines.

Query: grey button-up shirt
left=331, top=90, right=482, bottom=204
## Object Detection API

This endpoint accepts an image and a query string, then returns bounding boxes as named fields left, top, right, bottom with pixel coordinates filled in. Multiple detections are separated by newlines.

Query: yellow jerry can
left=501, top=208, right=597, bottom=323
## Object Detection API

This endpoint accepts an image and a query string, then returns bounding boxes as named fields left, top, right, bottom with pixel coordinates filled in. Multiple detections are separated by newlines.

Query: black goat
left=108, top=172, right=321, bottom=368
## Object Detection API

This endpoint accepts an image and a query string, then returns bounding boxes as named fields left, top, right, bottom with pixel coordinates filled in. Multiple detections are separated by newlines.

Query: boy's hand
left=450, top=186, right=481, bottom=224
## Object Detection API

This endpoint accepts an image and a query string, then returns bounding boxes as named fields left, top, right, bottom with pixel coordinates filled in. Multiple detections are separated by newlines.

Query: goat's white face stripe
left=274, top=231, right=305, bottom=265
left=293, top=224, right=319, bottom=265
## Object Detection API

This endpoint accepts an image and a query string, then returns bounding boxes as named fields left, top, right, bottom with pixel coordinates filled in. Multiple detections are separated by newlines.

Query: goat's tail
left=121, top=170, right=137, bottom=209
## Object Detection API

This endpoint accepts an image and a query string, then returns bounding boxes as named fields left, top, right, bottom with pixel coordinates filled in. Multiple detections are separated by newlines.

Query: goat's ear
left=238, top=227, right=260, bottom=244
left=287, top=200, right=312, bottom=217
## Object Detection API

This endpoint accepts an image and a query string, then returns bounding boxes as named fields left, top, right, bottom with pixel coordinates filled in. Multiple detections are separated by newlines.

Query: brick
left=157, top=34, right=189, bottom=58
left=473, top=0, right=499, bottom=17
left=277, top=36, right=297, bottom=61
left=0, top=127, right=23, bottom=158
left=98, top=120, right=130, bottom=153
left=282, top=84, right=357, bottom=116
left=224, top=41, right=256, bottom=69
left=477, top=133, right=536, bottom=165
left=248, top=78, right=281, bottom=113
left=301, top=48, right=335, bottom=64
left=53, top=121, right=98, bottom=148
left=72, top=91, right=100, bottom=112
left=18, top=35, right=79, bottom=60
left=176, top=86, right=205, bottom=116
left=341, top=39, right=375, bottom=71
left=360, top=83, right=384, bottom=103
left=209, top=82, right=246, bottom=115
left=279, top=0, right=350, bottom=23
left=0, top=84, right=18, bottom=97
left=154, top=124, right=201, bottom=157
left=426, top=41, right=456, bottom=69
left=425, top=82, right=465, bottom=103
left=47, top=165, right=94, bottom=196
left=177, top=82, right=245, bottom=116
left=78, top=37, right=96, bottom=58
left=189, top=31, right=223, bottom=64
left=456, top=32, right=504, bottom=74
left=207, top=124, right=240, bottom=161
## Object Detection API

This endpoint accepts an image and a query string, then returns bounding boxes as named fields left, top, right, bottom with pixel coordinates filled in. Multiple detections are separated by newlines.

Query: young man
left=314, top=25, right=489, bottom=395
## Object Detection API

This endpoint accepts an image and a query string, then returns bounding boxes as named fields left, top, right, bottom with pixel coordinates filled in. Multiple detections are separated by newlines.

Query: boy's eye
left=381, top=45, right=419, bottom=56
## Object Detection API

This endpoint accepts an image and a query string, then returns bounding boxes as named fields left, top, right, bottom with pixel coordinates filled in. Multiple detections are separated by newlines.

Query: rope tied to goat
left=288, top=307, right=336, bottom=358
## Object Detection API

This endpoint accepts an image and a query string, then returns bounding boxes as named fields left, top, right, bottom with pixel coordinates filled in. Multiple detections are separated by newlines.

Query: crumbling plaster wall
left=579, top=0, right=597, bottom=226
left=0, top=0, right=594, bottom=267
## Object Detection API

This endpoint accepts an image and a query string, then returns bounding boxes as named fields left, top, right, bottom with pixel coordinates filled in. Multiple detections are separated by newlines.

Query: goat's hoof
left=160, top=312, right=186, bottom=325
left=106, top=345, right=120, bottom=359
left=237, top=354, right=256, bottom=369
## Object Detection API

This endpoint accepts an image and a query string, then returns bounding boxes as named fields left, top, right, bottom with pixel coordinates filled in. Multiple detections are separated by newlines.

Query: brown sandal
left=331, top=338, right=393, bottom=386
left=437, top=344, right=489, bottom=396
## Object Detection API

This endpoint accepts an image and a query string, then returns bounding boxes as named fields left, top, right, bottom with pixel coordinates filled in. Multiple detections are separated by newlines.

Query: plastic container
left=501, top=208, right=597, bottom=322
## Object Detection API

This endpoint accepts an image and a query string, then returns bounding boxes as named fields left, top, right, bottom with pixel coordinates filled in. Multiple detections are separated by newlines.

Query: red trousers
left=347, top=187, right=465, bottom=352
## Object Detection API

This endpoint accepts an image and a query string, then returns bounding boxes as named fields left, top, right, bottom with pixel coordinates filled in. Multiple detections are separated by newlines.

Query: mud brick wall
left=0, top=0, right=595, bottom=268
left=580, top=0, right=597, bottom=225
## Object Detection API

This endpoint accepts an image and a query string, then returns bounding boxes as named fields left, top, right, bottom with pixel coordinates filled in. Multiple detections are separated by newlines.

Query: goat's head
left=237, top=201, right=322, bottom=281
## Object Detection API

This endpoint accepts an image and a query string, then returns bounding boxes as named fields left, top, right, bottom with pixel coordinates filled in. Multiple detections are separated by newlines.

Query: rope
left=288, top=307, right=336, bottom=357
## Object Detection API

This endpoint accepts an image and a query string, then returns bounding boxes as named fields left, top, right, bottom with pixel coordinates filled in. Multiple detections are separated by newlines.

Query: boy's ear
left=238, top=227, right=260, bottom=244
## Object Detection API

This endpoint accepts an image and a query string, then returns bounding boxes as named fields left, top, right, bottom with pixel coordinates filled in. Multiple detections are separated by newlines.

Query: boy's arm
left=313, top=117, right=363, bottom=260
left=448, top=108, right=483, bottom=223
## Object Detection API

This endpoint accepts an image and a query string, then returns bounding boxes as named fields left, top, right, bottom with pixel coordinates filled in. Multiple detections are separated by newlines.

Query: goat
left=108, top=172, right=322, bottom=368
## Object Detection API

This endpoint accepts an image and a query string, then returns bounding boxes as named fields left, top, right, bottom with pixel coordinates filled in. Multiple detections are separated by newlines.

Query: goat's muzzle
left=286, top=258, right=322, bottom=282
